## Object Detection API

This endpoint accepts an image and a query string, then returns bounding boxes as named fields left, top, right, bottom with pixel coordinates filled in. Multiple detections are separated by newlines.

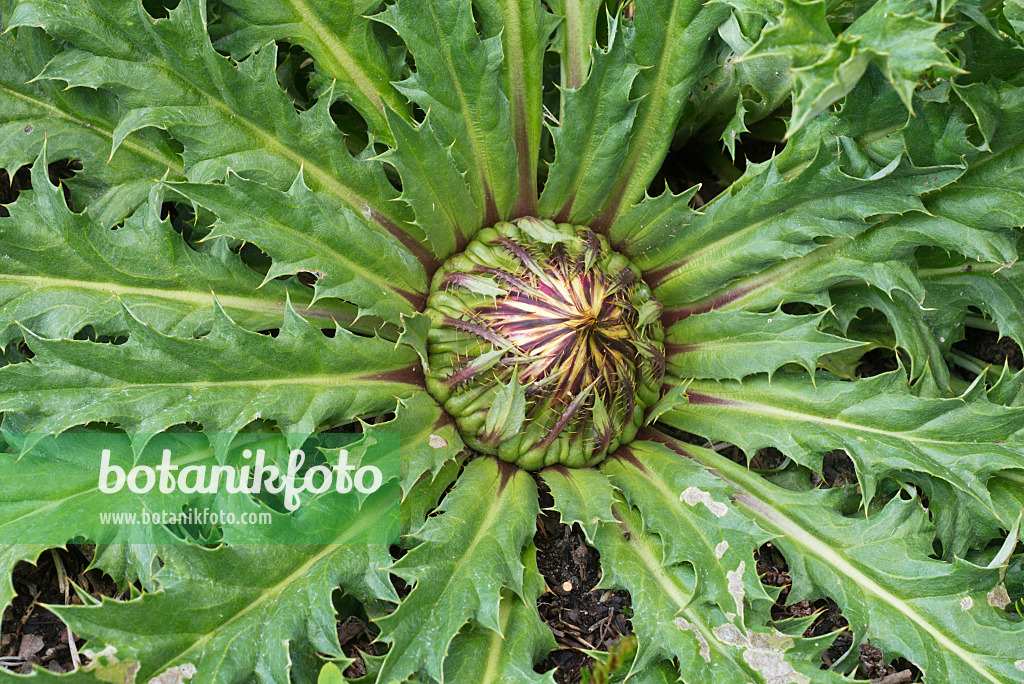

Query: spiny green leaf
left=165, top=169, right=426, bottom=324
left=0, top=302, right=421, bottom=448
left=605, top=436, right=774, bottom=619
left=474, top=0, right=555, bottom=216
left=607, top=186, right=700, bottom=258
left=681, top=87, right=1024, bottom=318
left=661, top=105, right=1023, bottom=320
left=540, top=466, right=616, bottom=543
left=921, top=258, right=1024, bottom=354
left=674, top=12, right=793, bottom=157
left=991, top=472, right=1024, bottom=532
left=682, top=439, right=1024, bottom=684
left=547, top=0, right=603, bottom=91
left=381, top=109, right=479, bottom=259
left=0, top=151, right=344, bottom=345
left=594, top=0, right=731, bottom=225
left=8, top=0, right=431, bottom=263
left=742, top=0, right=959, bottom=135
left=400, top=458, right=460, bottom=538
left=443, top=545, right=556, bottom=683
left=831, top=284, right=951, bottom=390
left=373, top=0, right=520, bottom=224
left=663, top=372, right=1024, bottom=534
left=645, top=382, right=690, bottom=426
left=900, top=86, right=983, bottom=166
left=376, top=457, right=539, bottom=683
left=539, top=16, right=641, bottom=224
left=721, top=97, right=752, bottom=159
left=987, top=365, right=1024, bottom=407
left=666, top=308, right=864, bottom=380
left=53, top=540, right=396, bottom=682
left=481, top=370, right=527, bottom=447
left=0, top=10, right=183, bottom=226
left=676, top=208, right=1017, bottom=323
left=210, top=0, right=410, bottom=144
left=649, top=143, right=961, bottom=309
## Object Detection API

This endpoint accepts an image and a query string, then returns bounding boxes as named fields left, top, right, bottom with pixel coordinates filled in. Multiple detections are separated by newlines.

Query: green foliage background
left=0, top=0, right=1022, bottom=681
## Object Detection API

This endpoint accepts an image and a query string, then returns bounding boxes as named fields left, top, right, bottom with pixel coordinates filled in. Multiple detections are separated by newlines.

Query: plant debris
left=0, top=547, right=122, bottom=675
left=534, top=486, right=633, bottom=683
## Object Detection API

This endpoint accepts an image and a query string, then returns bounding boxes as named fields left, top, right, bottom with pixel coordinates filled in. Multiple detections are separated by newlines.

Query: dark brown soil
left=810, top=450, right=859, bottom=488
left=533, top=485, right=633, bottom=684
left=859, top=642, right=896, bottom=680
left=0, top=547, right=122, bottom=675
left=755, top=542, right=922, bottom=681
left=336, top=616, right=385, bottom=679
left=856, top=347, right=901, bottom=378
left=954, top=326, right=1024, bottom=377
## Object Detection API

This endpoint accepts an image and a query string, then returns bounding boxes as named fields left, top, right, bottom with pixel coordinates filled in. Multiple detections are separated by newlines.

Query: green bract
left=0, top=0, right=1022, bottom=682
left=425, top=218, right=663, bottom=469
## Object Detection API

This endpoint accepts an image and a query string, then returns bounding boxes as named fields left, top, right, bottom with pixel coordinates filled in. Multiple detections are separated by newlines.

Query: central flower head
left=425, top=218, right=665, bottom=469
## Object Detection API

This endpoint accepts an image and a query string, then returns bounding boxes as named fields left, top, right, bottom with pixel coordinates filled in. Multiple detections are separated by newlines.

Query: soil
left=810, top=450, right=859, bottom=489
left=755, top=542, right=922, bottom=681
left=0, top=547, right=123, bottom=675
left=336, top=616, right=385, bottom=679
left=533, top=484, right=633, bottom=684
left=953, top=326, right=1024, bottom=381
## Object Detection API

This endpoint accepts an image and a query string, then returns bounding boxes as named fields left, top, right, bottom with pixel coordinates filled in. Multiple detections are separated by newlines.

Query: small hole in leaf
left=238, top=242, right=273, bottom=276
left=155, top=201, right=213, bottom=244
left=48, top=159, right=83, bottom=211
left=329, top=101, right=370, bottom=155
left=296, top=270, right=319, bottom=288
left=319, top=421, right=363, bottom=434
left=0, top=165, right=30, bottom=217
left=0, top=159, right=81, bottom=215
left=275, top=42, right=316, bottom=114
left=73, top=326, right=128, bottom=345
left=780, top=302, right=819, bottom=315
left=1, top=341, right=31, bottom=365
left=856, top=347, right=899, bottom=378
left=142, top=0, right=181, bottom=19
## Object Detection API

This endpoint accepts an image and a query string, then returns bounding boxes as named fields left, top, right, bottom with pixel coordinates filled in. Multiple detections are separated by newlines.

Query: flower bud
left=425, top=218, right=664, bottom=469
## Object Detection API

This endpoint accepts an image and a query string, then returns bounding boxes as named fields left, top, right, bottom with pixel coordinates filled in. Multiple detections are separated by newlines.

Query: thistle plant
left=0, top=0, right=1023, bottom=682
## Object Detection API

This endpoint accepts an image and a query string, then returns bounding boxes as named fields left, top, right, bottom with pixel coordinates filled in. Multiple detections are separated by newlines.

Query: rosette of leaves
left=0, top=0, right=1023, bottom=682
